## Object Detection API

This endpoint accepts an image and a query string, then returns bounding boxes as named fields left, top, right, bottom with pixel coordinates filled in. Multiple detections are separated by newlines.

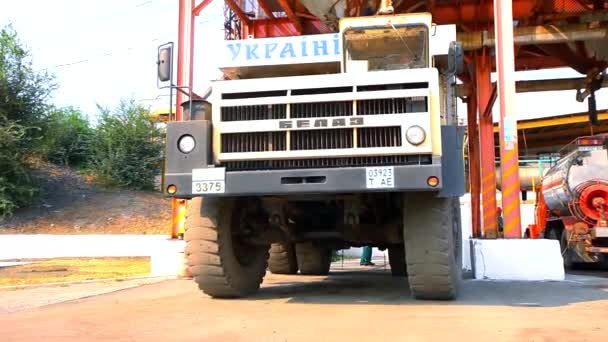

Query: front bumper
left=163, top=121, right=465, bottom=198
left=165, top=164, right=443, bottom=197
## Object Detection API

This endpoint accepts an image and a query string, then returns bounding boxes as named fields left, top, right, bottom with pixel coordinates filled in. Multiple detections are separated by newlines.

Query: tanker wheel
left=388, top=245, right=407, bottom=277
left=184, top=197, right=269, bottom=298
left=403, top=193, right=461, bottom=300
left=295, top=242, right=332, bottom=275
left=268, top=242, right=298, bottom=275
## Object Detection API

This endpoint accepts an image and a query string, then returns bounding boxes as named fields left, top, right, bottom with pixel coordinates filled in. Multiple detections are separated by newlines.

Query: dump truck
left=161, top=12, right=465, bottom=300
left=527, top=135, right=608, bottom=267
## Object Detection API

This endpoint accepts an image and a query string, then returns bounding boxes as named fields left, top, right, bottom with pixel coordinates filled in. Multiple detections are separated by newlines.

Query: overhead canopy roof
left=492, top=110, right=608, bottom=155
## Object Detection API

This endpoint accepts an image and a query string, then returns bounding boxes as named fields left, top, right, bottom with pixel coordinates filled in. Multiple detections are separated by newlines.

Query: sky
left=1, top=0, right=606, bottom=124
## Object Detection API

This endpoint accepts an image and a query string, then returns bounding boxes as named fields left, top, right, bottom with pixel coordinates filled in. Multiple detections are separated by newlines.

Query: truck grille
left=291, top=101, right=353, bottom=118
left=358, top=97, right=427, bottom=115
left=223, top=155, right=432, bottom=171
left=221, top=104, right=287, bottom=121
left=221, top=132, right=286, bottom=153
left=291, top=129, right=353, bottom=150
left=358, top=127, right=401, bottom=148
left=216, top=80, right=431, bottom=169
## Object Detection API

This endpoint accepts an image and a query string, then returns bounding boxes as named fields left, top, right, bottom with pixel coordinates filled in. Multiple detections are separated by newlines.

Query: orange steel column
left=494, top=0, right=522, bottom=238
left=467, top=84, right=482, bottom=238
left=476, top=49, right=498, bottom=239
left=172, top=0, right=195, bottom=239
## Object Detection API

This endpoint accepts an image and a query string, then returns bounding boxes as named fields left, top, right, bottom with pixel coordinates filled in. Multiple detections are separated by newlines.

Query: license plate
left=365, top=166, right=395, bottom=189
left=192, top=168, right=225, bottom=194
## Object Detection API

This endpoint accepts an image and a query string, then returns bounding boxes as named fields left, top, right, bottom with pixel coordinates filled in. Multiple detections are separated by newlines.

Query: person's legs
left=360, top=246, right=373, bottom=265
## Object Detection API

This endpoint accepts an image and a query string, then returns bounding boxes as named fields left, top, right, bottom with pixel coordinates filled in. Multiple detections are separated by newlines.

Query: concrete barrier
left=471, top=239, right=565, bottom=281
left=0, top=235, right=187, bottom=278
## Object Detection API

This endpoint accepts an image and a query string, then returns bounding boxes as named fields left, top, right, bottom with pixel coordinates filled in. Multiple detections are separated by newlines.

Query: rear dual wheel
left=268, top=242, right=298, bottom=275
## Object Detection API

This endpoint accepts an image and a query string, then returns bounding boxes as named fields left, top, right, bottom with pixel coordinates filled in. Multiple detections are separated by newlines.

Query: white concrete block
left=472, top=239, right=565, bottom=281
left=150, top=240, right=187, bottom=277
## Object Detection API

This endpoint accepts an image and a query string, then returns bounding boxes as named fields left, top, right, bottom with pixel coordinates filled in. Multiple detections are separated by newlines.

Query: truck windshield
left=344, top=24, right=428, bottom=71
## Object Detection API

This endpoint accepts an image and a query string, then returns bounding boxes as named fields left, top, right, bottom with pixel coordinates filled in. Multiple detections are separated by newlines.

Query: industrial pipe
left=495, top=165, right=548, bottom=191
left=456, top=77, right=608, bottom=97
left=458, top=23, right=608, bottom=51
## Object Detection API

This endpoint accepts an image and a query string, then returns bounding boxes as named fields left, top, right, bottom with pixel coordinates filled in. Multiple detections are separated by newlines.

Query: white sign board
left=219, top=25, right=456, bottom=69
left=221, top=33, right=341, bottom=68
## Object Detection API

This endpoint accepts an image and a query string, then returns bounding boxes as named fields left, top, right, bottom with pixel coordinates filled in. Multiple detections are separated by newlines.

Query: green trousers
left=360, top=246, right=372, bottom=264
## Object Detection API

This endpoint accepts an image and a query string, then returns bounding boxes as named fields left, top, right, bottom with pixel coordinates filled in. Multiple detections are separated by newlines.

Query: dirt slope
left=0, top=162, right=171, bottom=235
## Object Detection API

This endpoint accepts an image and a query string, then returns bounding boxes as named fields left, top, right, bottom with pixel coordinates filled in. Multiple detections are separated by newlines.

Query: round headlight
left=406, top=126, right=426, bottom=145
left=178, top=135, right=196, bottom=154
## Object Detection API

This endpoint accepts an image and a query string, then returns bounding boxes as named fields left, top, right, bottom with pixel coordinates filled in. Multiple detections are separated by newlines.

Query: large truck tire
left=403, top=193, right=462, bottom=300
left=268, top=243, right=298, bottom=274
left=295, top=242, right=332, bottom=275
left=388, top=245, right=407, bottom=277
left=184, top=197, right=269, bottom=298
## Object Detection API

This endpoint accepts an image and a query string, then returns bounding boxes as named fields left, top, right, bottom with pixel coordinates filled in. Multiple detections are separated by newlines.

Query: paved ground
left=0, top=277, right=170, bottom=314
left=1, top=261, right=607, bottom=342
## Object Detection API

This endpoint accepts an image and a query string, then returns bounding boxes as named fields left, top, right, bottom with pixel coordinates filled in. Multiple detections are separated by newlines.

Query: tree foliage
left=0, top=119, right=38, bottom=218
left=92, top=99, right=163, bottom=190
left=0, top=25, right=53, bottom=217
left=0, top=26, right=54, bottom=131
left=40, top=106, right=93, bottom=167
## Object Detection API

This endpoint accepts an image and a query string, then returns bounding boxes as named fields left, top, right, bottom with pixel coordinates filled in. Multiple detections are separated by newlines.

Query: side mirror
left=448, top=41, right=464, bottom=76
left=157, top=43, right=173, bottom=83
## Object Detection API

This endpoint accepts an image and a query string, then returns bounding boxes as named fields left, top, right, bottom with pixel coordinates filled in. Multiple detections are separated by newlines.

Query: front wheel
left=403, top=193, right=462, bottom=300
left=184, top=197, right=269, bottom=298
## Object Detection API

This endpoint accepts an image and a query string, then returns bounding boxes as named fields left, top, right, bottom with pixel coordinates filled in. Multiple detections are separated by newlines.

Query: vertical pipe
left=172, top=0, right=195, bottom=239
left=467, top=84, right=481, bottom=238
left=176, top=0, right=195, bottom=121
left=494, top=0, right=522, bottom=238
left=476, top=48, right=498, bottom=239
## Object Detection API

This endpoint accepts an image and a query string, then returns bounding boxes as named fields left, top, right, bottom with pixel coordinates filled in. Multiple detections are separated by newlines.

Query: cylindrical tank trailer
left=530, top=135, right=608, bottom=266
left=541, top=148, right=608, bottom=226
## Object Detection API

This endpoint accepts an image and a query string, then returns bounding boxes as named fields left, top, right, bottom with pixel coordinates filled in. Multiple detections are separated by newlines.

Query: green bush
left=91, top=99, right=163, bottom=190
left=0, top=119, right=37, bottom=218
left=40, top=106, right=93, bottom=167
left=0, top=25, right=53, bottom=217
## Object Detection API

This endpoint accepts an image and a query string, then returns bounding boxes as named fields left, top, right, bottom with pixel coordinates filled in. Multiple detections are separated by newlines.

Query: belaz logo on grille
left=279, top=117, right=364, bottom=129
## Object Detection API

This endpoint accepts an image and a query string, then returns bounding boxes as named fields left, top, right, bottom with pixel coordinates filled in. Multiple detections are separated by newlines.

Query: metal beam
left=225, top=0, right=250, bottom=25
left=539, top=43, right=604, bottom=75
left=277, top=0, right=303, bottom=34
left=430, top=0, right=537, bottom=24
left=258, top=0, right=277, bottom=19
left=459, top=23, right=608, bottom=51
left=457, top=77, right=608, bottom=97
left=193, top=0, right=213, bottom=16
left=467, top=84, right=482, bottom=238
left=492, top=111, right=608, bottom=132
left=476, top=48, right=499, bottom=239
left=517, top=124, right=608, bottom=142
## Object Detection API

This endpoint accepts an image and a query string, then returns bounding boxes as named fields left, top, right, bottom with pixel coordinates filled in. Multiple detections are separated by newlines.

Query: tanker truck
left=161, top=12, right=465, bottom=300
left=528, top=135, right=608, bottom=267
